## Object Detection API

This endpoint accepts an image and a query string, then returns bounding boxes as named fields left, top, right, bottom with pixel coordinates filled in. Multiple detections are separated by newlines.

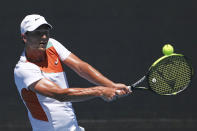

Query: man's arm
left=28, top=78, right=122, bottom=102
left=63, top=53, right=129, bottom=92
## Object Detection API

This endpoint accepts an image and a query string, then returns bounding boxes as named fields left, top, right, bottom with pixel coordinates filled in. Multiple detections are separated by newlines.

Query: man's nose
left=41, top=34, right=47, bottom=39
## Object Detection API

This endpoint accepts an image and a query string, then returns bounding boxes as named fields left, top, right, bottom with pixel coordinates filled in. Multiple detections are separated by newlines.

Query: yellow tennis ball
left=162, top=44, right=174, bottom=55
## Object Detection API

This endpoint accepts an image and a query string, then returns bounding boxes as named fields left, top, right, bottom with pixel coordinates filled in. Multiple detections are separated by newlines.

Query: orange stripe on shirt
left=21, top=88, right=48, bottom=122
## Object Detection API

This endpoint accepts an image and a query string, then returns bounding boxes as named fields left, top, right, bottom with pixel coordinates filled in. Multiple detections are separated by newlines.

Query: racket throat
left=131, top=76, right=149, bottom=90
left=131, top=86, right=148, bottom=90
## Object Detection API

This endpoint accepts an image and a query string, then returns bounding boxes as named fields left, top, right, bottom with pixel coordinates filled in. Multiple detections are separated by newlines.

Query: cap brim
left=37, top=23, right=52, bottom=30
left=28, top=23, right=52, bottom=32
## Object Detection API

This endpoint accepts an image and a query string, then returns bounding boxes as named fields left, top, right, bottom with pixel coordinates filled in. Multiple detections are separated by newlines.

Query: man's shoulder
left=14, top=59, right=40, bottom=75
left=46, top=38, right=60, bottom=49
left=48, top=38, right=59, bottom=44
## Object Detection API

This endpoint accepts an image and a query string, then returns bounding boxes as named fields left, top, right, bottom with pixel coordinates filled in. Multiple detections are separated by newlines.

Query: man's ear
left=21, top=34, right=27, bottom=43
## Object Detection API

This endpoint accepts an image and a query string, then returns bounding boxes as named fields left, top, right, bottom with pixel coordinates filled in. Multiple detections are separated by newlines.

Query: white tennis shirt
left=14, top=38, right=84, bottom=131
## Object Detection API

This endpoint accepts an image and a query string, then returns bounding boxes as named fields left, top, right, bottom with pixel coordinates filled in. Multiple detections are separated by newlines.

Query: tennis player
left=14, top=14, right=130, bottom=131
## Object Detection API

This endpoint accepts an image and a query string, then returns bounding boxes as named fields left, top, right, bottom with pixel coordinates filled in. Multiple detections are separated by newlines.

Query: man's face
left=24, top=25, right=50, bottom=51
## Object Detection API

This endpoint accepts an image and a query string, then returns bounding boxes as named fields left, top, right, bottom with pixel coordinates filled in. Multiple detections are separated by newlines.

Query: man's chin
left=38, top=48, right=46, bottom=52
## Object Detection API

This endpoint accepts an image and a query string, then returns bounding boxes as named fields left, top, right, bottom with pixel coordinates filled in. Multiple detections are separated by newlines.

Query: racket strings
left=148, top=56, right=192, bottom=95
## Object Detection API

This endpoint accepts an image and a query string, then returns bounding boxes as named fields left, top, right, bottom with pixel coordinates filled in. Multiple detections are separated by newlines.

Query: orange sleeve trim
left=33, top=46, right=64, bottom=73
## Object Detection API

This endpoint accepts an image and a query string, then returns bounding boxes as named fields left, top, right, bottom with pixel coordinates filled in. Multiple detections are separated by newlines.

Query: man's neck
left=25, top=48, right=46, bottom=63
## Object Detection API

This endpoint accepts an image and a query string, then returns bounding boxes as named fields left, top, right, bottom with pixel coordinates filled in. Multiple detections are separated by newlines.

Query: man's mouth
left=40, top=41, right=47, bottom=45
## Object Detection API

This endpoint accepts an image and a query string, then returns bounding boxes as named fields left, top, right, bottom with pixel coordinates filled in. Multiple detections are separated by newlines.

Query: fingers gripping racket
left=125, top=52, right=193, bottom=95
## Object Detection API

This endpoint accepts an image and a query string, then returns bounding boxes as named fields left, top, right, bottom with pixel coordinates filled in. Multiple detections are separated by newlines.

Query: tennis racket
left=124, top=53, right=193, bottom=95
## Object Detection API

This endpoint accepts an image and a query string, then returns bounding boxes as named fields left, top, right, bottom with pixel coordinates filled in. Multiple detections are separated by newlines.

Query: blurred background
left=1, top=0, right=197, bottom=130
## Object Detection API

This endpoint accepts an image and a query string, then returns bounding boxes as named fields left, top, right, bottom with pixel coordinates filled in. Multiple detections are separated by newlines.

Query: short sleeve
left=14, top=62, right=44, bottom=89
left=49, top=38, right=71, bottom=61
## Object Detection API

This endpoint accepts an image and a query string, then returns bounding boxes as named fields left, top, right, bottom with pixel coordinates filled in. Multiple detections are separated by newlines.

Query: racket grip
left=127, top=86, right=131, bottom=91
left=115, top=86, right=132, bottom=94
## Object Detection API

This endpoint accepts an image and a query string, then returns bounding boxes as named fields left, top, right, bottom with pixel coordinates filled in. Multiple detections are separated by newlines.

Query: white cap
left=20, top=14, right=52, bottom=34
